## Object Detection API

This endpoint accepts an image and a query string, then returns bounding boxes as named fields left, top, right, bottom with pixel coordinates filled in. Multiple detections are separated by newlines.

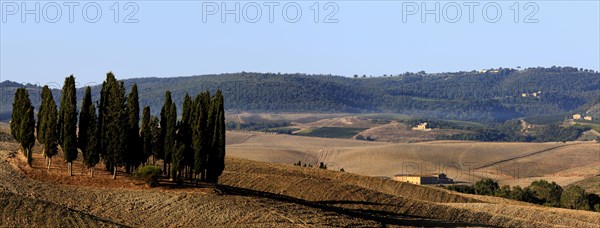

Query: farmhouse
left=393, top=173, right=453, bottom=185
left=573, top=114, right=582, bottom=120
left=412, top=122, right=431, bottom=131
left=584, top=116, right=593, bottom=121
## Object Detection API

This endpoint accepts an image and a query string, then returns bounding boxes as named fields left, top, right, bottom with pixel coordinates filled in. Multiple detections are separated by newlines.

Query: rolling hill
left=2, top=66, right=599, bottom=122
left=226, top=131, right=600, bottom=187
left=2, top=132, right=599, bottom=227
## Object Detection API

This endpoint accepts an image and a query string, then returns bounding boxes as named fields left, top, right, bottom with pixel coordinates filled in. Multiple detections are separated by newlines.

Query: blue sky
left=1, top=1, right=599, bottom=85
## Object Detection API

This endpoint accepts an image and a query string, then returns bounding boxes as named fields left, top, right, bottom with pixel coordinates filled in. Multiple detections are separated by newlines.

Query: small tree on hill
left=560, top=185, right=589, bottom=210
left=509, top=186, right=536, bottom=203
left=473, top=178, right=499, bottom=196
left=495, top=185, right=512, bottom=198
left=528, top=179, right=563, bottom=207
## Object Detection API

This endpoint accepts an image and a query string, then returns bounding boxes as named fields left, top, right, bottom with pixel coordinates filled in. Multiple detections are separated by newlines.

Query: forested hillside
left=2, top=67, right=598, bottom=122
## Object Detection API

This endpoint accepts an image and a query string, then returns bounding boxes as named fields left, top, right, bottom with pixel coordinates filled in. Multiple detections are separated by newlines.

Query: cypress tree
left=36, top=87, right=47, bottom=146
left=21, top=105, right=35, bottom=165
left=214, top=91, right=226, bottom=184
left=159, top=91, right=172, bottom=175
left=192, top=92, right=210, bottom=181
left=12, top=88, right=35, bottom=165
left=98, top=78, right=109, bottom=170
left=59, top=75, right=78, bottom=175
left=10, top=88, right=26, bottom=144
left=101, top=72, right=127, bottom=179
left=111, top=80, right=127, bottom=179
left=78, top=87, right=93, bottom=160
left=150, top=116, right=161, bottom=165
left=140, top=106, right=152, bottom=166
left=37, top=86, right=59, bottom=170
left=181, top=93, right=194, bottom=179
left=206, top=91, right=225, bottom=184
left=171, top=122, right=185, bottom=183
left=125, top=84, right=142, bottom=173
left=164, top=102, right=177, bottom=179
left=84, top=103, right=100, bottom=177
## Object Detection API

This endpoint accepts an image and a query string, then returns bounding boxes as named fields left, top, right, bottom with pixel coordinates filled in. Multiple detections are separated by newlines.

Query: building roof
left=394, top=173, right=445, bottom=177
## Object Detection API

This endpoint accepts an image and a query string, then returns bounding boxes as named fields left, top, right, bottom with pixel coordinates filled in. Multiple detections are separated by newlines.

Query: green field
left=294, top=127, right=367, bottom=139
left=355, top=113, right=413, bottom=122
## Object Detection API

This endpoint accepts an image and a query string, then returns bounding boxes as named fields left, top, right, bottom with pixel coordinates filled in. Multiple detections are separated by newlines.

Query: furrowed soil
left=1, top=130, right=599, bottom=226
left=227, top=131, right=600, bottom=187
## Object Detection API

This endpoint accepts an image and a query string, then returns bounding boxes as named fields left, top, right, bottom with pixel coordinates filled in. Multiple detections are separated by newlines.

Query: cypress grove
left=11, top=73, right=226, bottom=184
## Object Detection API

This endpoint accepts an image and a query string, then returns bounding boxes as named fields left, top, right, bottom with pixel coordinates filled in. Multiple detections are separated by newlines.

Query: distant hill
left=1, top=67, right=598, bottom=122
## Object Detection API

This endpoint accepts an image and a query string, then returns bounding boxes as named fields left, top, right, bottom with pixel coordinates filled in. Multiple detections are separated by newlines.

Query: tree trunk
left=47, top=157, right=51, bottom=171
left=90, top=167, right=94, bottom=177
left=25, top=148, right=31, bottom=167
left=68, top=162, right=73, bottom=176
left=113, top=166, right=117, bottom=179
left=167, top=164, right=170, bottom=178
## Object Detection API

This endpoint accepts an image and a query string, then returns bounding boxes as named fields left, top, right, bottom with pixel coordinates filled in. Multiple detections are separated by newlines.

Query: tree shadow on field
left=218, top=185, right=493, bottom=227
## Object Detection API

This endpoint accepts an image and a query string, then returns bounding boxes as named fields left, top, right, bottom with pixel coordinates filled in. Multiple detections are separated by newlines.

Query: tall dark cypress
left=206, top=91, right=226, bottom=184
left=38, top=86, right=59, bottom=170
left=212, top=91, right=226, bottom=184
left=11, top=88, right=26, bottom=144
left=102, top=73, right=127, bottom=179
left=12, top=88, right=35, bottom=165
left=98, top=78, right=109, bottom=170
left=21, top=105, right=35, bottom=165
left=78, top=87, right=93, bottom=159
left=164, top=102, right=177, bottom=179
left=150, top=116, right=161, bottom=165
left=105, top=80, right=128, bottom=179
left=59, top=75, right=78, bottom=175
left=84, top=103, right=100, bottom=177
left=171, top=122, right=185, bottom=182
left=181, top=93, right=194, bottom=179
left=159, top=91, right=172, bottom=175
left=36, top=87, right=47, bottom=146
left=140, top=106, right=152, bottom=166
left=193, top=92, right=210, bottom=181
left=126, top=84, right=142, bottom=172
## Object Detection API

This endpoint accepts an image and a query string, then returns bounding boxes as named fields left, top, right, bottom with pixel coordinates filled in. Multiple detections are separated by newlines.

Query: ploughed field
left=1, top=132, right=599, bottom=227
left=227, top=131, right=600, bottom=187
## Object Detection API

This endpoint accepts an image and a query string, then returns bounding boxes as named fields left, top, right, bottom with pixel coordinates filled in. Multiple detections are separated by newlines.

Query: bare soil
left=1, top=127, right=599, bottom=226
